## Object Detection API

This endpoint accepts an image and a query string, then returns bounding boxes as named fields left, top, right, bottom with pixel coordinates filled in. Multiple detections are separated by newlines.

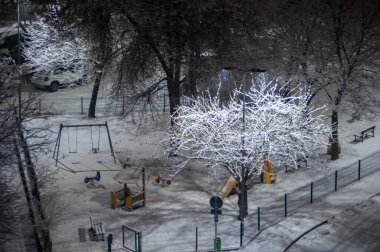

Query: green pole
left=358, top=160, right=361, bottom=180
left=335, top=170, right=338, bottom=192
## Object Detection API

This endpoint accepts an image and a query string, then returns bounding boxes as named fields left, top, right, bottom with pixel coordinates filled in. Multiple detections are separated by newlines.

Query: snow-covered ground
left=25, top=83, right=380, bottom=252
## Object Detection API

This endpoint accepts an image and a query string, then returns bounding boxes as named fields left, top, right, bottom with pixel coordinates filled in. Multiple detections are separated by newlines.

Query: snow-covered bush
left=165, top=77, right=329, bottom=181
left=22, top=18, right=88, bottom=81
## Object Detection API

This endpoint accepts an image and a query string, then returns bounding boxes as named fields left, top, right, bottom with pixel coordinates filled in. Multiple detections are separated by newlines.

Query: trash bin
left=214, top=237, right=221, bottom=251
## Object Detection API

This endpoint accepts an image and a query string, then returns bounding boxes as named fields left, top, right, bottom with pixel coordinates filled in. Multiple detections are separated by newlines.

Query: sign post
left=210, top=196, right=223, bottom=251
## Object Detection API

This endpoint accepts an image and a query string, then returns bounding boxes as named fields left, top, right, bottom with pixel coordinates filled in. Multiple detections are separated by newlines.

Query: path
left=240, top=169, right=380, bottom=252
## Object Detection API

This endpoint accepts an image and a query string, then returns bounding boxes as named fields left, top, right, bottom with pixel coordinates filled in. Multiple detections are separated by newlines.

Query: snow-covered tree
left=165, top=75, right=329, bottom=219
left=22, top=18, right=88, bottom=82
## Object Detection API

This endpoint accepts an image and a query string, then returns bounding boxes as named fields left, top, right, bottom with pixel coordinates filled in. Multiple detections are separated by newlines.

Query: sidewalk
left=239, top=169, right=380, bottom=251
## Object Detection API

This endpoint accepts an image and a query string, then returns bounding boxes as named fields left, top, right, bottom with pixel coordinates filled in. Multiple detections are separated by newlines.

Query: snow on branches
left=22, top=18, right=88, bottom=80
left=165, top=77, right=329, bottom=181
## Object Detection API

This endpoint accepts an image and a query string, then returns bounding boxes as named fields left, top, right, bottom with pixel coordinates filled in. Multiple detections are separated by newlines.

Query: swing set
left=53, top=122, right=116, bottom=166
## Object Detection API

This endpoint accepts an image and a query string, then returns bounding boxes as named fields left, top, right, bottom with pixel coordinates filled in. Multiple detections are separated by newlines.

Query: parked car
left=31, top=63, right=88, bottom=92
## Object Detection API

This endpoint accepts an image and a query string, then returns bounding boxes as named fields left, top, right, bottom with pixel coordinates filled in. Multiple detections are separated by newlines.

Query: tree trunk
left=19, top=130, right=52, bottom=251
left=238, top=175, right=248, bottom=221
left=331, top=109, right=339, bottom=160
left=14, top=139, right=43, bottom=252
left=88, top=69, right=103, bottom=118
left=167, top=78, right=181, bottom=126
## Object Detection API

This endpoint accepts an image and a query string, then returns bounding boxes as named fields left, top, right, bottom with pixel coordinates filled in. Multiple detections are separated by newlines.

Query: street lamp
left=221, top=66, right=266, bottom=246
left=17, top=0, right=22, bottom=119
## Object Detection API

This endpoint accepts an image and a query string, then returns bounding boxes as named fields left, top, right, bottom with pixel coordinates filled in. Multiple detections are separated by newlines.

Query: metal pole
left=214, top=197, right=217, bottom=241
left=81, top=97, right=84, bottom=115
left=122, top=94, right=125, bottom=115
left=107, top=233, right=112, bottom=252
left=310, top=182, right=314, bottom=204
left=142, top=167, right=146, bottom=207
left=284, top=193, right=288, bottom=217
left=358, top=160, right=361, bottom=180
left=54, top=124, right=63, bottom=166
left=138, top=232, right=142, bottom=252
left=135, top=232, right=138, bottom=252
left=257, top=207, right=261, bottom=230
left=122, top=226, right=125, bottom=247
left=334, top=170, right=338, bottom=192
left=195, top=226, right=198, bottom=251
left=17, top=0, right=22, bottom=120
left=240, top=220, right=243, bottom=247
left=105, top=121, right=116, bottom=164
left=163, top=94, right=166, bottom=112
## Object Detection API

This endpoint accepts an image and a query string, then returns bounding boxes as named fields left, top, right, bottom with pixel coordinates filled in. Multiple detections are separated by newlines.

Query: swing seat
left=92, top=148, right=99, bottom=153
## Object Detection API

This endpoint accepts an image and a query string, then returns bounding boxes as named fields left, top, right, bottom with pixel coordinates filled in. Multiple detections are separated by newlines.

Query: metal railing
left=115, top=150, right=380, bottom=252
left=243, top=150, right=380, bottom=247
left=32, top=95, right=192, bottom=116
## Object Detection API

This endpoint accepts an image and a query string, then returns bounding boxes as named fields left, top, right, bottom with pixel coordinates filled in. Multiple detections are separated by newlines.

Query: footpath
left=240, top=168, right=380, bottom=252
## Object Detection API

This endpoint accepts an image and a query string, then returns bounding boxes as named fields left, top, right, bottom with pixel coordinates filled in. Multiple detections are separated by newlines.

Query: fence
left=32, top=95, right=192, bottom=116
left=114, top=150, right=380, bottom=252
left=122, top=225, right=142, bottom=252
left=242, top=150, right=380, bottom=247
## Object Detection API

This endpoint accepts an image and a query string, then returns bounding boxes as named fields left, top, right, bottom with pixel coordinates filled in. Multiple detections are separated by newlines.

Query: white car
left=31, top=65, right=88, bottom=92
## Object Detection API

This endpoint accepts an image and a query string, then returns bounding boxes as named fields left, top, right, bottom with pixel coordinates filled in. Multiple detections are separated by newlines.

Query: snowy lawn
left=29, top=102, right=380, bottom=252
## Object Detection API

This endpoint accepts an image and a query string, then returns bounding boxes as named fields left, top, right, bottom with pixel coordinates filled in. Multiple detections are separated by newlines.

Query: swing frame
left=52, top=122, right=116, bottom=166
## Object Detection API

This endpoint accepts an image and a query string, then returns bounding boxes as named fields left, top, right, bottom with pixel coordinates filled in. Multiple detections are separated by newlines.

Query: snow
left=26, top=84, right=380, bottom=252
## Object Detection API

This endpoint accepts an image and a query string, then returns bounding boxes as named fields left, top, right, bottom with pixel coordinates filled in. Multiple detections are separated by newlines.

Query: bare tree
left=22, top=18, right=89, bottom=86
left=266, top=0, right=380, bottom=159
left=164, top=76, right=329, bottom=220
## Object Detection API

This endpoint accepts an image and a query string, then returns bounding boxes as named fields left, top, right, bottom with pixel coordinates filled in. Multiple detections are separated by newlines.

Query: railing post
left=107, top=233, right=113, bottom=252
left=195, top=226, right=198, bottom=251
left=80, top=97, right=83, bottom=114
left=284, top=193, right=288, bottom=217
left=310, top=182, right=313, bottom=204
left=240, top=220, right=243, bottom=247
left=163, top=94, right=166, bottom=113
left=135, top=231, right=138, bottom=252
left=257, top=207, right=261, bottom=230
left=138, top=232, right=142, bottom=252
left=122, top=226, right=124, bottom=247
left=358, top=160, right=361, bottom=180
left=334, top=170, right=338, bottom=192
left=122, top=95, right=125, bottom=115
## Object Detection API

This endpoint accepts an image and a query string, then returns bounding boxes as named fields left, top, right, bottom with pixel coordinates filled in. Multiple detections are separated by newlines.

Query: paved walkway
left=240, top=170, right=380, bottom=252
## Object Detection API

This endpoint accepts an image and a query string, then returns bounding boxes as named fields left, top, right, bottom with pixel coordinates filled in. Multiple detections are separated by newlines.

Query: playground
left=30, top=110, right=380, bottom=252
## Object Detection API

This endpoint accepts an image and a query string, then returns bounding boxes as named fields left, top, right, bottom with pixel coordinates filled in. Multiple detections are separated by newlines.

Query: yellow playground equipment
left=263, top=160, right=276, bottom=184
left=219, top=175, right=239, bottom=198
left=219, top=160, right=277, bottom=197
left=110, top=168, right=146, bottom=211
left=110, top=183, right=145, bottom=211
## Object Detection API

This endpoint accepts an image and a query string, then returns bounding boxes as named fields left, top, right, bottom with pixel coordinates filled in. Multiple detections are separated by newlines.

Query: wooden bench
left=354, top=126, right=375, bottom=142
left=89, top=217, right=104, bottom=241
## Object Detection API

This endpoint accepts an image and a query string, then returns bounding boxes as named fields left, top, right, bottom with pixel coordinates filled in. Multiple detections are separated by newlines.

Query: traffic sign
left=210, top=196, right=223, bottom=209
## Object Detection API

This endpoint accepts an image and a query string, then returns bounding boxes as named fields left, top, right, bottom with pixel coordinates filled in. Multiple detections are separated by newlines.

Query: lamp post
left=17, top=0, right=22, bottom=119
left=221, top=66, right=265, bottom=246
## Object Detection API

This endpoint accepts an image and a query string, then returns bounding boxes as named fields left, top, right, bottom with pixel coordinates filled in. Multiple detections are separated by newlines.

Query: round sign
left=210, top=196, right=223, bottom=209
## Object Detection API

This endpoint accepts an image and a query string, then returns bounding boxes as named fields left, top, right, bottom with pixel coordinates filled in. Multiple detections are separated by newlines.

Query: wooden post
left=111, top=192, right=117, bottom=209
